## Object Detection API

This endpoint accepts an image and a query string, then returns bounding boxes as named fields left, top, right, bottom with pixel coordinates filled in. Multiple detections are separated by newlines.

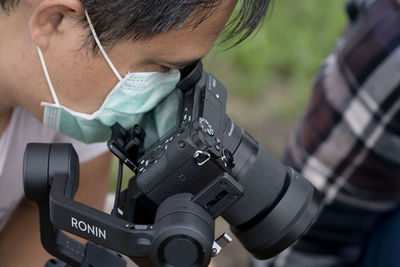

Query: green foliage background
left=205, top=0, right=348, bottom=119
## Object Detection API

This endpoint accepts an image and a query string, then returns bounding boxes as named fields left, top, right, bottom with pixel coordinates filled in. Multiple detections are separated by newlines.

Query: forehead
left=132, top=0, right=237, bottom=63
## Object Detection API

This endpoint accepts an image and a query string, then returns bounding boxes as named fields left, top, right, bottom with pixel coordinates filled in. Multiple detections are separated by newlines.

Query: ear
left=29, top=0, right=84, bottom=50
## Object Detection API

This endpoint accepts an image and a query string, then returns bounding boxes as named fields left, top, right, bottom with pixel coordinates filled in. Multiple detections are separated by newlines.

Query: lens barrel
left=222, top=127, right=321, bottom=259
left=231, top=168, right=321, bottom=259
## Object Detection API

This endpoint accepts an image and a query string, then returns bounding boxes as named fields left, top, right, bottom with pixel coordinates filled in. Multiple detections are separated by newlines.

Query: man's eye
left=159, top=66, right=171, bottom=72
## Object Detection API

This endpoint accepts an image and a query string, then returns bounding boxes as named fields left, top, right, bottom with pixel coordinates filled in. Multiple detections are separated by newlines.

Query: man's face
left=9, top=0, right=237, bottom=121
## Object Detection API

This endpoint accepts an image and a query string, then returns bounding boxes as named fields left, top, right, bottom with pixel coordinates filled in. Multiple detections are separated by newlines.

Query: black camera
left=23, top=61, right=321, bottom=267
left=110, top=61, right=321, bottom=258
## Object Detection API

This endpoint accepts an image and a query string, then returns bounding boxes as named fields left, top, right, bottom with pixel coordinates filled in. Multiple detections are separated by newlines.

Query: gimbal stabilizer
left=23, top=61, right=321, bottom=267
left=24, top=143, right=241, bottom=267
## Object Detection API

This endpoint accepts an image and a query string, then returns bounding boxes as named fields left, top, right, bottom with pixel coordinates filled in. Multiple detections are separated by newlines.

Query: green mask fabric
left=38, top=10, right=181, bottom=144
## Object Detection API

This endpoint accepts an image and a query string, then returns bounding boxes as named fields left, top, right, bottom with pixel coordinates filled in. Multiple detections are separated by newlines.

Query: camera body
left=136, top=62, right=240, bottom=204
left=128, top=62, right=320, bottom=258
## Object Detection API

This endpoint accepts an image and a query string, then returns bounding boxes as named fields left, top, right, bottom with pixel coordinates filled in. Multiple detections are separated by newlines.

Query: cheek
left=54, top=54, right=120, bottom=114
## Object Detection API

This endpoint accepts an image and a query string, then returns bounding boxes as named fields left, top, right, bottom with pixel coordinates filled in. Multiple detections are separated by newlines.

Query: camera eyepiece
left=177, top=61, right=203, bottom=92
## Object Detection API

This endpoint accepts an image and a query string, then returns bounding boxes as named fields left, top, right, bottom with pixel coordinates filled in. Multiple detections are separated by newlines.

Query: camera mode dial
left=198, top=117, right=214, bottom=137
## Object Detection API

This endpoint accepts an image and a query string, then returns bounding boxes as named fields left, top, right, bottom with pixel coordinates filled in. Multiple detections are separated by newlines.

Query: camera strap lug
left=193, top=150, right=211, bottom=166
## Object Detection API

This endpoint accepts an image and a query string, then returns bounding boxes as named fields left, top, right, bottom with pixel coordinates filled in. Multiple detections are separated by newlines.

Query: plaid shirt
left=254, top=0, right=400, bottom=266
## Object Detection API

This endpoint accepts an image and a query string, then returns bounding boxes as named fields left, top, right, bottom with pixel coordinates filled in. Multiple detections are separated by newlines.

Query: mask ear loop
left=85, top=9, right=123, bottom=82
left=37, top=46, right=60, bottom=106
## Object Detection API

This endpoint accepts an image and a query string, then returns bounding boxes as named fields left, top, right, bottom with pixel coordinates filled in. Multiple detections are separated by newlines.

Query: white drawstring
left=85, top=9, right=123, bottom=81
left=36, top=46, right=60, bottom=105
left=37, top=10, right=123, bottom=106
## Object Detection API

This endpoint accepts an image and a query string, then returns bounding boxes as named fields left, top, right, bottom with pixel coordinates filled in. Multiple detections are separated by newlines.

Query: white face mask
left=38, top=9, right=181, bottom=144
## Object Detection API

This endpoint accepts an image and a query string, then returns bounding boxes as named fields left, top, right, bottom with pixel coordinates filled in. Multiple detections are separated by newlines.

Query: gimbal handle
left=23, top=143, right=154, bottom=266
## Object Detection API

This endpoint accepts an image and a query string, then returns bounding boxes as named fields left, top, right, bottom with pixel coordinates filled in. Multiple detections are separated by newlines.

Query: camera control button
left=181, top=121, right=189, bottom=132
left=205, top=128, right=214, bottom=137
left=152, top=146, right=164, bottom=160
left=215, top=144, right=221, bottom=151
left=198, top=117, right=214, bottom=136
left=222, top=149, right=235, bottom=168
left=192, top=132, right=210, bottom=150
left=178, top=141, right=186, bottom=149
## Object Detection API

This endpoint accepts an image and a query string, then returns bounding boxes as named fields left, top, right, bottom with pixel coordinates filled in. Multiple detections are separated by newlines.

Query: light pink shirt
left=0, top=107, right=108, bottom=231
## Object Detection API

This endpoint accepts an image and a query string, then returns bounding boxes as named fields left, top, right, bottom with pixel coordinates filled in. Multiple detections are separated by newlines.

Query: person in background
left=253, top=0, right=400, bottom=266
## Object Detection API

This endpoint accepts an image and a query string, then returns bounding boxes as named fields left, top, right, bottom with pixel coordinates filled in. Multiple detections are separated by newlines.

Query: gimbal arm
left=48, top=175, right=156, bottom=260
left=37, top=199, right=128, bottom=267
left=35, top=173, right=154, bottom=266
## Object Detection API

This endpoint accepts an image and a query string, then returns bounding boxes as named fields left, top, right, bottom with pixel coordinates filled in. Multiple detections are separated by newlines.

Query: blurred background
left=111, top=0, right=348, bottom=266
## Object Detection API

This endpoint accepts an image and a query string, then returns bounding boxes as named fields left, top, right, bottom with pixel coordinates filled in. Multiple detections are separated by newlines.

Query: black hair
left=1, top=0, right=270, bottom=48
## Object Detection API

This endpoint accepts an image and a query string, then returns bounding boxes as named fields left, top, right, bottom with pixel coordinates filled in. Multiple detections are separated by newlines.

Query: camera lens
left=231, top=168, right=320, bottom=259
left=221, top=127, right=321, bottom=259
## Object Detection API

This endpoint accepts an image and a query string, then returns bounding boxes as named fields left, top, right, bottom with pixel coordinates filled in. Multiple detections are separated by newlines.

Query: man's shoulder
left=11, top=107, right=58, bottom=141
left=10, top=107, right=108, bottom=163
